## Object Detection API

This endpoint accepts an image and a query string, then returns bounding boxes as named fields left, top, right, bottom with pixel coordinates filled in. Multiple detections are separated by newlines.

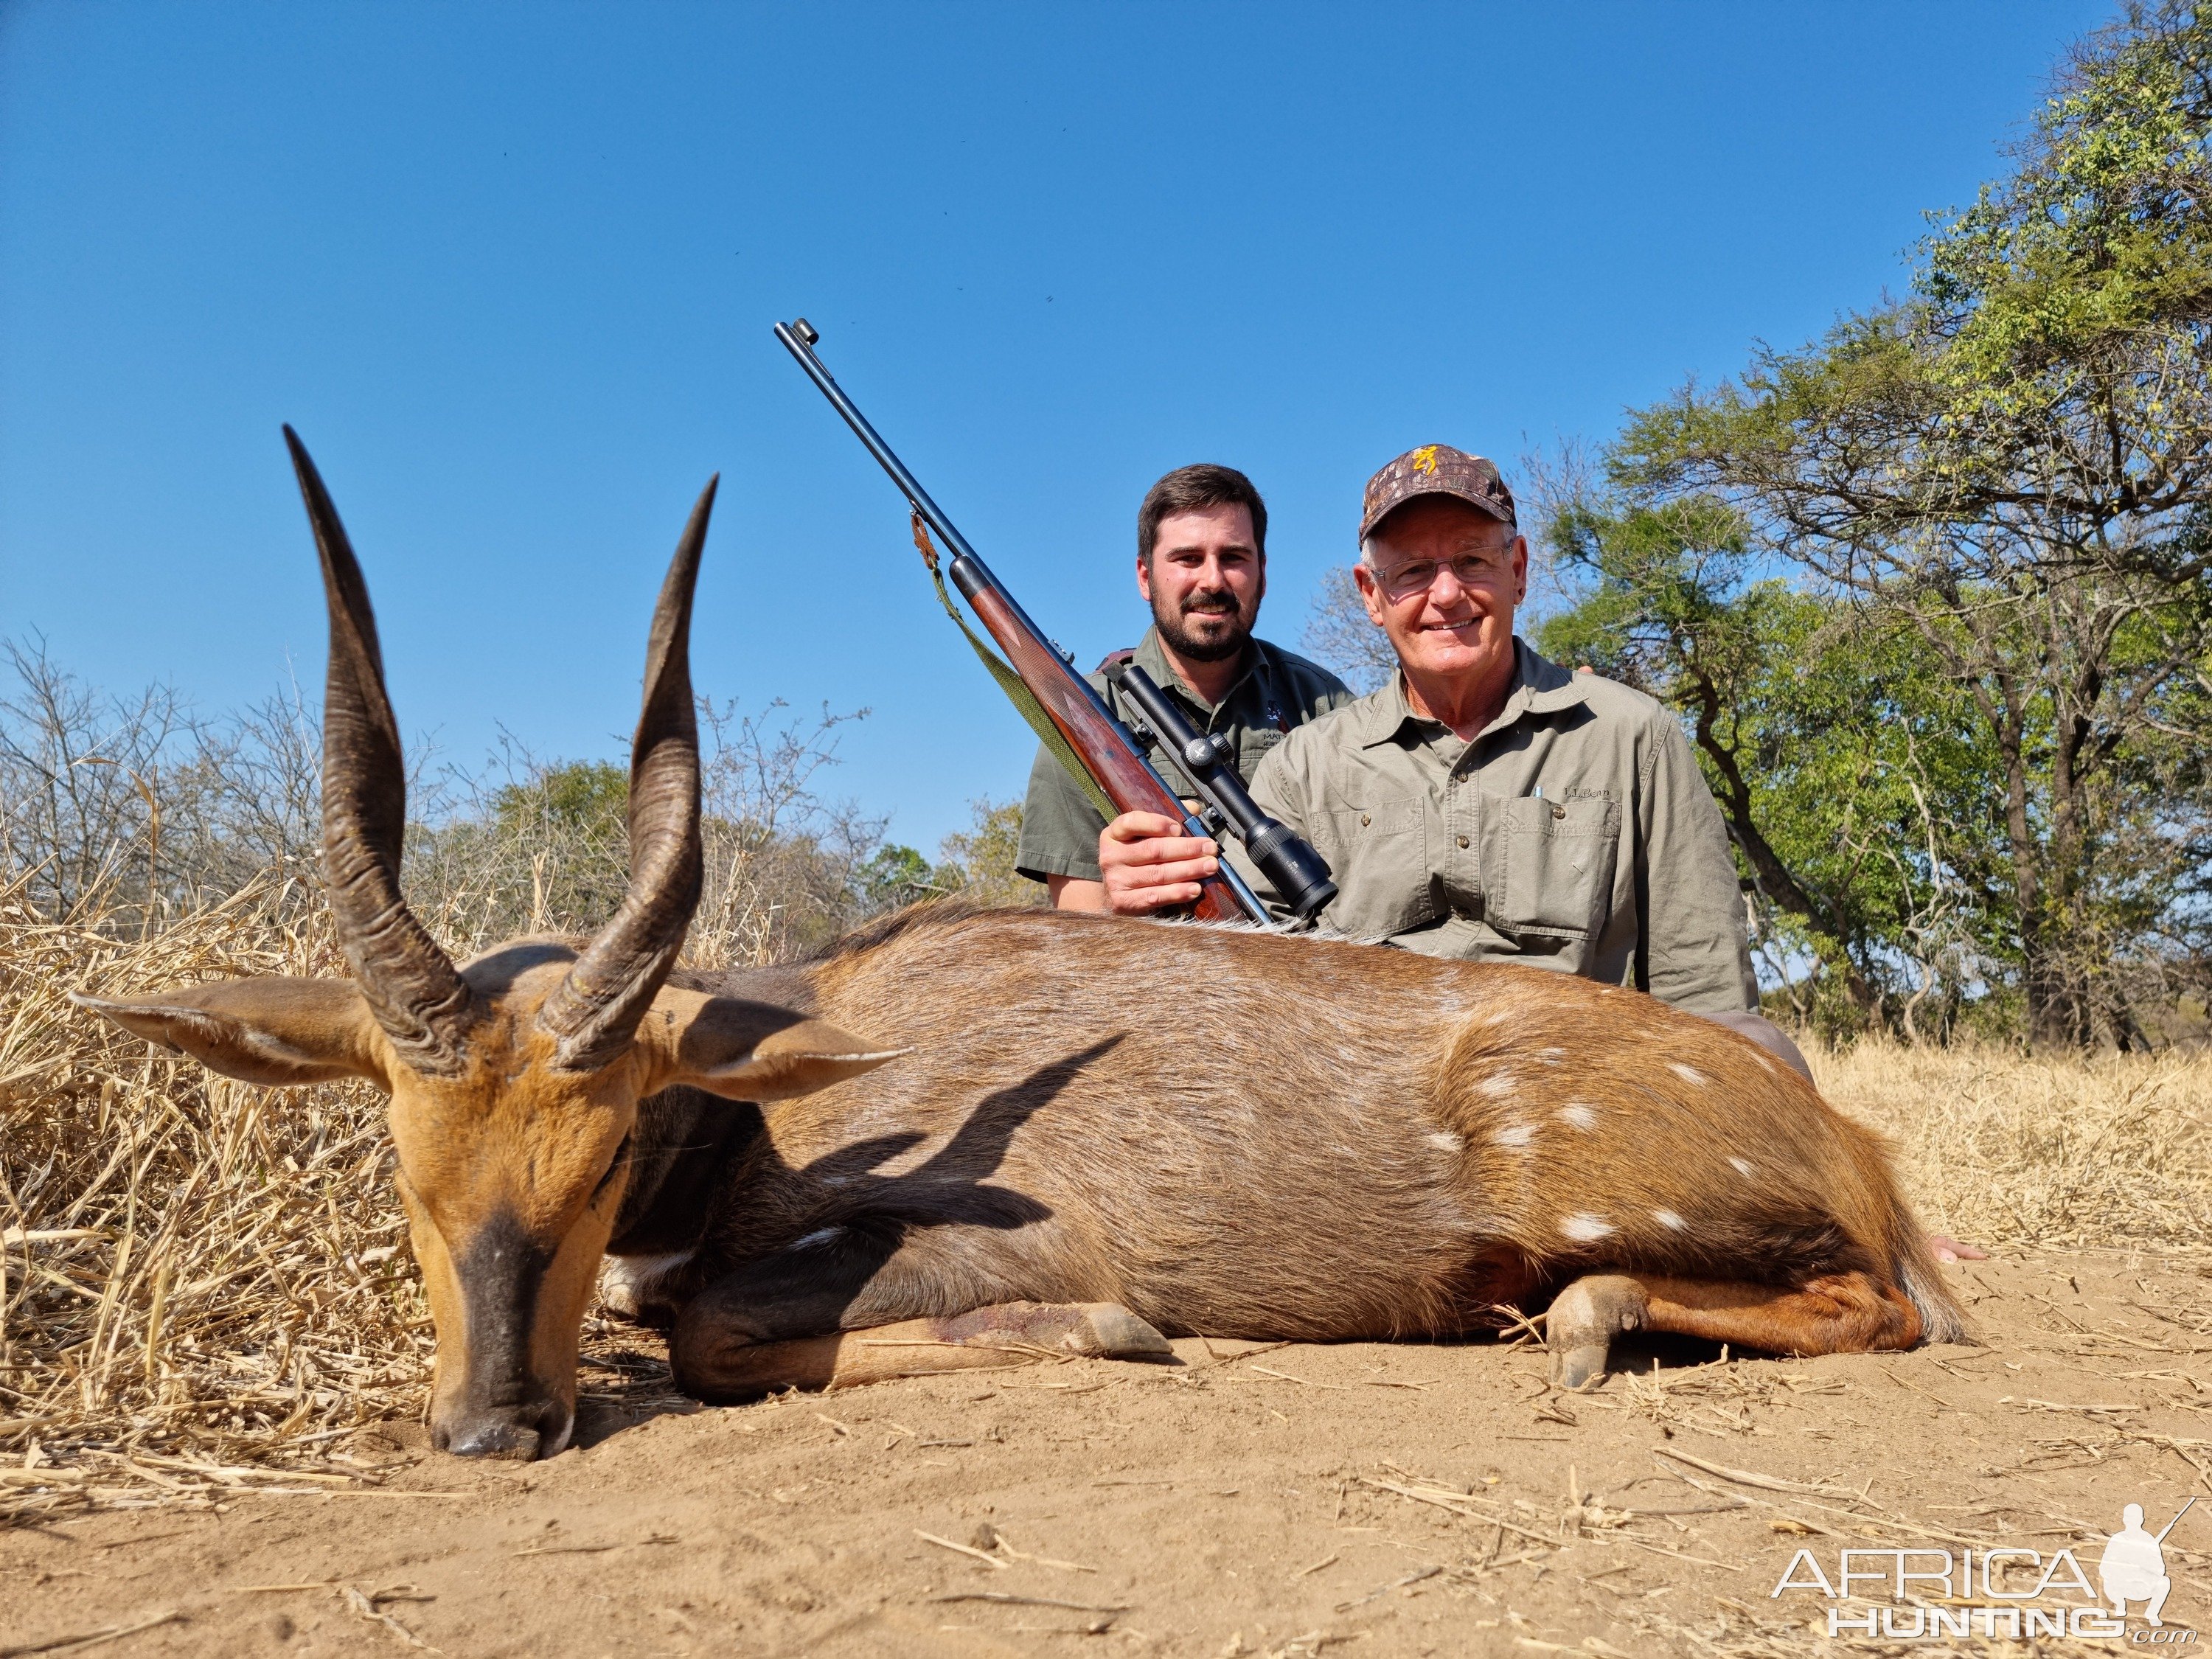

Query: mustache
left=1179, top=591, right=1242, bottom=617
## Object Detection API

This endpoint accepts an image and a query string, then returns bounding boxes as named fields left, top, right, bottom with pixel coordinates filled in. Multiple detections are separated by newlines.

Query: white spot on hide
left=1493, top=1123, right=1535, bottom=1149
left=1729, top=1157, right=1755, bottom=1177
left=1425, top=1130, right=1464, bottom=1153
left=1652, top=1208, right=1686, bottom=1231
left=1669, top=1062, right=1706, bottom=1086
left=1478, top=1073, right=1519, bottom=1099
left=1557, top=1103, right=1597, bottom=1132
left=1539, top=1046, right=1565, bottom=1065
left=790, top=1226, right=844, bottom=1251
left=1560, top=1214, right=1615, bottom=1242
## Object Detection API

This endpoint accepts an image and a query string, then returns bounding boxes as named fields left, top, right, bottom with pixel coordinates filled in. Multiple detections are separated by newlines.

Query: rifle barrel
left=774, top=321, right=1060, bottom=637
left=2155, top=1495, right=2197, bottom=1543
left=773, top=316, right=1270, bottom=925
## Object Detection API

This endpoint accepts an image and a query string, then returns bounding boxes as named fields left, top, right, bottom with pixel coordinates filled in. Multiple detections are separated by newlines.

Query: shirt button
left=1361, top=813, right=1371, bottom=827
left=1456, top=834, right=1470, bottom=849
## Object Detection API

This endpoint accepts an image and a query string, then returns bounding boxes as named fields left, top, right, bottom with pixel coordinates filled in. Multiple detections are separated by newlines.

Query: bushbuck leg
left=1546, top=1271, right=1924, bottom=1390
left=675, top=1303, right=1173, bottom=1397
left=669, top=1228, right=1170, bottom=1401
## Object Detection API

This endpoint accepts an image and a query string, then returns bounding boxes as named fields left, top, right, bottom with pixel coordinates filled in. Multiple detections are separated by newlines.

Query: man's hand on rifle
left=1098, top=813, right=1220, bottom=915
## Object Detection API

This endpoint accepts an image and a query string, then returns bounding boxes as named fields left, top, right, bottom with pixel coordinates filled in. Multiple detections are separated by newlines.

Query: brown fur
left=617, top=905, right=1967, bottom=1380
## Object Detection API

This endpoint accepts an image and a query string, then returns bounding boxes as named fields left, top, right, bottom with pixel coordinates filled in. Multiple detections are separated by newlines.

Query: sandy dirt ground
left=4, top=1251, right=2209, bottom=1659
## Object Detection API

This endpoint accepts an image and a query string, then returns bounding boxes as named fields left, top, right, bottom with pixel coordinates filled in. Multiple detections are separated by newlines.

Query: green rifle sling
left=908, top=512, right=1119, bottom=824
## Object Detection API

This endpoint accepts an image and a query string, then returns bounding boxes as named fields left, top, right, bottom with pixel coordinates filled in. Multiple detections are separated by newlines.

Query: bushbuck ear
left=648, top=990, right=907, bottom=1102
left=72, top=978, right=389, bottom=1088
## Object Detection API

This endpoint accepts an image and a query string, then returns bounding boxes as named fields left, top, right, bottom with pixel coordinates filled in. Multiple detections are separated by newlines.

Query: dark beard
left=1154, top=594, right=1253, bottom=664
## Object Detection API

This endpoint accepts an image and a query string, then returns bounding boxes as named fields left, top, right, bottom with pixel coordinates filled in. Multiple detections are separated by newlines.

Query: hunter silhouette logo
left=2104, top=1499, right=2194, bottom=1628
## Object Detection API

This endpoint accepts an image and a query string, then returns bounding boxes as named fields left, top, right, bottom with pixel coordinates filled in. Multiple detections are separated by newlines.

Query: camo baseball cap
left=1360, top=445, right=1517, bottom=540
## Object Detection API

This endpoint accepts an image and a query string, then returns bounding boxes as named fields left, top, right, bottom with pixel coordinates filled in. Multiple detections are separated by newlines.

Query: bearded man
left=1014, top=463, right=1353, bottom=908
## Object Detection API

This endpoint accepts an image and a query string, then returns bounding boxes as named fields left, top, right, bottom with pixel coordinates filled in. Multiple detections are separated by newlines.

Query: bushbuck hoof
left=1059, top=1303, right=1175, bottom=1361
left=597, top=1255, right=686, bottom=1329
left=1546, top=1274, right=1649, bottom=1391
left=597, top=1264, right=647, bottom=1322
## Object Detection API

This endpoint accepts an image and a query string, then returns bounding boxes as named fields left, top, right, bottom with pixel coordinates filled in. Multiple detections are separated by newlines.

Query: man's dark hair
left=1137, top=465, right=1267, bottom=564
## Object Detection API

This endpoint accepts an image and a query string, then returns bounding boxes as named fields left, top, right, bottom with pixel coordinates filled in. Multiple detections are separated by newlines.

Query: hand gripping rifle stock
left=1104, top=661, right=1337, bottom=922
left=774, top=317, right=1276, bottom=925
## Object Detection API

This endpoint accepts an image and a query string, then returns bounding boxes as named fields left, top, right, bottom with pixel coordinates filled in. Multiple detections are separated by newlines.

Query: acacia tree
left=1609, top=3, right=2212, bottom=1045
left=1537, top=497, right=2006, bottom=1037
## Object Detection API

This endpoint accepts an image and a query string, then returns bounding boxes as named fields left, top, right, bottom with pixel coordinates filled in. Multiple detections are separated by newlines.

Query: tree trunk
left=1679, top=662, right=1883, bottom=1021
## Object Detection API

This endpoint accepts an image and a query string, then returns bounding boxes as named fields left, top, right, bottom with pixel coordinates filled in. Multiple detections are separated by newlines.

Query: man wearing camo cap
left=1093, top=442, right=1809, bottom=1076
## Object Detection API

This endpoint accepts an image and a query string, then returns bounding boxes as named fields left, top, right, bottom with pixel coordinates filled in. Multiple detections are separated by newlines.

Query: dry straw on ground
left=4, top=883, right=2209, bottom=1524
left=1813, top=1034, right=2212, bottom=1253
left=1, top=874, right=422, bottom=1524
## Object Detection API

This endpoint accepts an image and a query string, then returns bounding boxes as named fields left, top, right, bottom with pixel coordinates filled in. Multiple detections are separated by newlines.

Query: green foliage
left=855, top=843, right=939, bottom=911
left=1539, top=501, right=2008, bottom=1040
left=493, top=760, right=627, bottom=837
left=844, top=800, right=1041, bottom=914
left=1926, top=1, right=2212, bottom=400
left=933, top=798, right=1041, bottom=908
left=1551, top=4, right=2212, bottom=1046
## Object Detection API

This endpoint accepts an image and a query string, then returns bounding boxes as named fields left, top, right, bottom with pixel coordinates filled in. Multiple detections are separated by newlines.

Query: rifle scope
left=1106, top=661, right=1338, bottom=922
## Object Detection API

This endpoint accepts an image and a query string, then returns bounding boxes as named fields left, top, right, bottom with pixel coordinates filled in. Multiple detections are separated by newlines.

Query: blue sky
left=1, top=1, right=2109, bottom=855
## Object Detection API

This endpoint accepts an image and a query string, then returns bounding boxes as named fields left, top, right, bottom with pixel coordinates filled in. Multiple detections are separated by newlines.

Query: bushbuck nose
left=434, top=1400, right=567, bottom=1461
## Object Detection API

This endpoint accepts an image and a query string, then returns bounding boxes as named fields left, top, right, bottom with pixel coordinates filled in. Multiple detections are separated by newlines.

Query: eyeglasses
left=1366, top=549, right=1517, bottom=599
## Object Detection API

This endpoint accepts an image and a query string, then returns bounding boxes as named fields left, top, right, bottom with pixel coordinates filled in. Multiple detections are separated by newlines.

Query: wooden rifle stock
left=956, top=583, right=1251, bottom=922
left=774, top=316, right=1262, bottom=924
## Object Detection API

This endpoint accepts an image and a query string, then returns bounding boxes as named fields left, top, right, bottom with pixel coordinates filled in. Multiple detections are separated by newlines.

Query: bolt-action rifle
left=775, top=317, right=1336, bottom=925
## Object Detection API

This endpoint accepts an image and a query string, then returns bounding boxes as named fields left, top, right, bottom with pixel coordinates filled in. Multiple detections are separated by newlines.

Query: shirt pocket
left=1237, top=727, right=1284, bottom=782
left=1310, top=796, right=1431, bottom=936
left=1495, top=792, right=1620, bottom=940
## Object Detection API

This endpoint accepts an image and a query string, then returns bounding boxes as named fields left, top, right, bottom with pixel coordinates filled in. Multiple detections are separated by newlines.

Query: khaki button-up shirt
left=1015, top=627, right=1354, bottom=885
left=1231, top=639, right=1756, bottom=1013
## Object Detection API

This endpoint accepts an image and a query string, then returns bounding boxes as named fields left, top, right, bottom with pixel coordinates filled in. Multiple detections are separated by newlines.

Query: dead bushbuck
left=77, top=433, right=1968, bottom=1460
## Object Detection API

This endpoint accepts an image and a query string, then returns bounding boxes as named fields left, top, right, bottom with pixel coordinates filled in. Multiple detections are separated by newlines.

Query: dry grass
left=5, top=891, right=2210, bottom=1525
left=0, top=875, right=423, bottom=1524
left=1814, top=1035, right=2212, bottom=1254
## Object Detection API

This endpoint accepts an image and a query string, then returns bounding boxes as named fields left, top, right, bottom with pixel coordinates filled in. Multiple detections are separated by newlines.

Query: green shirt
left=1231, top=639, right=1756, bottom=1014
left=1015, top=626, right=1355, bottom=885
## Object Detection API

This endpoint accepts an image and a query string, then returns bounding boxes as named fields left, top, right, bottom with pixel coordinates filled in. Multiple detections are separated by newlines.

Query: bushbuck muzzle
left=74, top=431, right=902, bottom=1459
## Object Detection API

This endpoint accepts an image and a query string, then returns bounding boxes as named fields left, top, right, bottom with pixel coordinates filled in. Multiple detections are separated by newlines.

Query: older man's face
left=1354, top=495, right=1527, bottom=685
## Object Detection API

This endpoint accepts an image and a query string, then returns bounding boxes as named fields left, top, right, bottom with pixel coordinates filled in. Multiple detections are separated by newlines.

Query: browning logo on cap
left=1360, top=445, right=1517, bottom=540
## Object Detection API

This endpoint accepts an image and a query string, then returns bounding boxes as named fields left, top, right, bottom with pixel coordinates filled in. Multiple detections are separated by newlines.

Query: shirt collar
left=1354, top=637, right=1587, bottom=748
